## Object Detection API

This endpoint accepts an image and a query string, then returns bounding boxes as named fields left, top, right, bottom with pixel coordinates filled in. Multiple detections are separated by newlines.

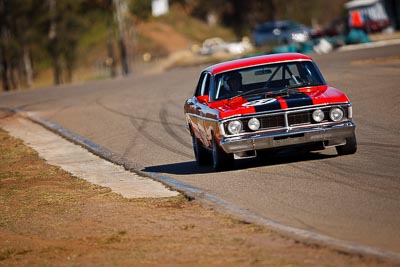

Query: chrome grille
left=288, top=111, right=312, bottom=126
left=260, top=115, right=285, bottom=129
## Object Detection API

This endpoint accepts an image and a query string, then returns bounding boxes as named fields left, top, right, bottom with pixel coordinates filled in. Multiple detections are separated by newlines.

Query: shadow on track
left=142, top=149, right=337, bottom=175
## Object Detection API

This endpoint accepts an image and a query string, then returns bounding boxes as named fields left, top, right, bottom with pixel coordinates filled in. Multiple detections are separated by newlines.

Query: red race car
left=184, top=53, right=357, bottom=171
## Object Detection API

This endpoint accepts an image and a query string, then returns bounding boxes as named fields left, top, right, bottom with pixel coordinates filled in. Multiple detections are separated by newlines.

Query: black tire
left=192, top=134, right=209, bottom=166
left=212, top=135, right=233, bottom=171
left=336, top=134, right=357, bottom=155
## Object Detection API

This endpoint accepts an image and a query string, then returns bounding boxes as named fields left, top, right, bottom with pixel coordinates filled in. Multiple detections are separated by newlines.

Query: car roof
left=257, top=20, right=293, bottom=27
left=204, top=53, right=313, bottom=75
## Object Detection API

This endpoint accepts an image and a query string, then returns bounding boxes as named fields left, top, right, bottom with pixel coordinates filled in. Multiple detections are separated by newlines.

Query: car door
left=192, top=72, right=211, bottom=146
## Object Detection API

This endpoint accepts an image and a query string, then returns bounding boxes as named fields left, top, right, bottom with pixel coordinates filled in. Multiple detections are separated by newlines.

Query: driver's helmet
left=223, top=72, right=242, bottom=91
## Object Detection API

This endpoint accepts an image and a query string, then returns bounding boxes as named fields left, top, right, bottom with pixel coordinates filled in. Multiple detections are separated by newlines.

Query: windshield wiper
left=227, top=87, right=266, bottom=100
left=240, top=87, right=267, bottom=97
left=265, top=87, right=300, bottom=97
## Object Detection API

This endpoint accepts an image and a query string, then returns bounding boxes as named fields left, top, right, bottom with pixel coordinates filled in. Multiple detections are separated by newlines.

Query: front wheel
left=212, top=135, right=233, bottom=171
left=192, top=134, right=209, bottom=166
left=336, top=134, right=357, bottom=155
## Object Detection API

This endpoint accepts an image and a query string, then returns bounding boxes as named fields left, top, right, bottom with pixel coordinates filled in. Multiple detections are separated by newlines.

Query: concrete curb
left=0, top=108, right=178, bottom=199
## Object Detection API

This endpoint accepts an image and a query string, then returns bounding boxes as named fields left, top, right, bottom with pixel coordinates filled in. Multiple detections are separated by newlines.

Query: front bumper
left=220, top=122, right=356, bottom=153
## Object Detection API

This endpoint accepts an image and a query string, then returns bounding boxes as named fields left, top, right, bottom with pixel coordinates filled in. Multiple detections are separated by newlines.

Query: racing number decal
left=242, top=98, right=277, bottom=107
left=243, top=98, right=282, bottom=112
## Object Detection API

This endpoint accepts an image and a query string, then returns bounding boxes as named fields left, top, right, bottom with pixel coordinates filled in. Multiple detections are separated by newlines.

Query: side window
left=194, top=73, right=205, bottom=96
left=195, top=72, right=210, bottom=96
left=202, top=74, right=210, bottom=96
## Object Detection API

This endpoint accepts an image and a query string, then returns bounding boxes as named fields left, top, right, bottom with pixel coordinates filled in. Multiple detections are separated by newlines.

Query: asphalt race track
left=1, top=44, right=399, bottom=259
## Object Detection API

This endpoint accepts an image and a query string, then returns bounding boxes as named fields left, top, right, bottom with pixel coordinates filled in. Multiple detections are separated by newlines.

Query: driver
left=221, top=72, right=242, bottom=98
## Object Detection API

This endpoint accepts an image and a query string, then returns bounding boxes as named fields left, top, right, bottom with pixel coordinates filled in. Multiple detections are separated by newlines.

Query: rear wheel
left=212, top=135, right=233, bottom=171
left=192, top=134, right=209, bottom=166
left=336, top=134, right=357, bottom=155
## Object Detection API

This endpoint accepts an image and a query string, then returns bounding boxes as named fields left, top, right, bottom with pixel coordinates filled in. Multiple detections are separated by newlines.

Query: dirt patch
left=137, top=22, right=192, bottom=53
left=0, top=128, right=396, bottom=266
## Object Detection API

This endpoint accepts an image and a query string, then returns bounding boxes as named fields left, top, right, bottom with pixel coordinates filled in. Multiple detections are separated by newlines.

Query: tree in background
left=0, top=0, right=87, bottom=89
left=0, top=0, right=10, bottom=91
left=90, top=0, right=131, bottom=77
left=86, top=0, right=117, bottom=77
left=0, top=0, right=39, bottom=90
left=180, top=0, right=280, bottom=37
left=129, top=0, right=152, bottom=21
left=113, top=0, right=130, bottom=76
left=45, top=0, right=86, bottom=85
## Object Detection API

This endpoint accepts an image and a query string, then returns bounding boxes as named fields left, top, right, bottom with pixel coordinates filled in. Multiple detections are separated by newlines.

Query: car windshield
left=213, top=61, right=325, bottom=101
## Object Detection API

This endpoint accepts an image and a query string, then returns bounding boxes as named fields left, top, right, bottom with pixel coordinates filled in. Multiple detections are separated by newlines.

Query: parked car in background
left=252, top=20, right=312, bottom=47
left=184, top=53, right=357, bottom=171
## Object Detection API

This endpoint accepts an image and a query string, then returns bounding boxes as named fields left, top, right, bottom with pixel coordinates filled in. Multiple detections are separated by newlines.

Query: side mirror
left=197, top=95, right=209, bottom=104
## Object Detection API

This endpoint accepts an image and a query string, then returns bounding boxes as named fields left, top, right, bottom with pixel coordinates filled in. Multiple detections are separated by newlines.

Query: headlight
left=227, top=120, right=243, bottom=135
left=330, top=107, right=344, bottom=122
left=312, top=109, right=324, bottom=122
left=248, top=118, right=260, bottom=131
